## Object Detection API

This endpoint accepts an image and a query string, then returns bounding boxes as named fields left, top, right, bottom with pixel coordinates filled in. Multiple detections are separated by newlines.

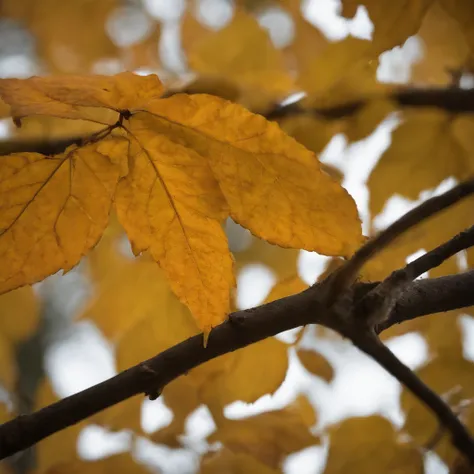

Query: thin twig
left=327, top=179, right=474, bottom=303
left=350, top=332, right=474, bottom=462
left=357, top=225, right=474, bottom=325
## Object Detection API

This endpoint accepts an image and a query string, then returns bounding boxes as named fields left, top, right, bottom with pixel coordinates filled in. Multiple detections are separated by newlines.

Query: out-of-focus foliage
left=0, top=0, right=473, bottom=473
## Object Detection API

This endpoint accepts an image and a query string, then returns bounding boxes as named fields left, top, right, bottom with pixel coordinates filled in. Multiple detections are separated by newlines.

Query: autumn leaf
left=40, top=453, right=151, bottom=474
left=200, top=449, right=279, bottom=474
left=324, top=416, right=423, bottom=473
left=440, top=0, right=474, bottom=54
left=141, top=93, right=363, bottom=257
left=341, top=0, right=432, bottom=55
left=412, top=1, right=470, bottom=85
left=183, top=8, right=294, bottom=99
left=368, top=110, right=474, bottom=218
left=297, top=348, right=334, bottom=382
left=115, top=113, right=234, bottom=332
left=0, top=286, right=40, bottom=390
left=401, top=357, right=474, bottom=468
left=0, top=0, right=118, bottom=74
left=298, top=38, right=385, bottom=108
left=0, top=72, right=164, bottom=122
left=0, top=139, right=124, bottom=295
left=208, top=395, right=319, bottom=469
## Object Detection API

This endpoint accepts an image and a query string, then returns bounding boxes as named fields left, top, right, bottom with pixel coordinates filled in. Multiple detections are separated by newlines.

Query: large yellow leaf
left=0, top=72, right=164, bottom=121
left=401, top=357, right=474, bottom=468
left=115, top=114, right=234, bottom=332
left=208, top=395, right=319, bottom=469
left=0, top=139, right=123, bottom=294
left=368, top=110, right=473, bottom=218
left=141, top=94, right=363, bottom=257
left=324, top=416, right=423, bottom=473
left=341, top=0, right=432, bottom=54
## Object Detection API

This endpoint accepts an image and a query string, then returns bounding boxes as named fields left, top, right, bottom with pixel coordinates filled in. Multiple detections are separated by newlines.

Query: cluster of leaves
left=0, top=0, right=474, bottom=473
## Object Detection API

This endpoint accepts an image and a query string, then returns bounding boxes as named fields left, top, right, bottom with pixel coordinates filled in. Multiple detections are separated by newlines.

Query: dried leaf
left=297, top=348, right=334, bottom=382
left=0, top=139, right=124, bottom=295
left=0, top=72, right=164, bottom=121
left=209, top=395, right=319, bottom=469
left=184, top=9, right=294, bottom=99
left=200, top=449, right=278, bottom=474
left=368, top=110, right=473, bottom=218
left=142, top=94, right=363, bottom=257
left=324, top=416, right=423, bottom=473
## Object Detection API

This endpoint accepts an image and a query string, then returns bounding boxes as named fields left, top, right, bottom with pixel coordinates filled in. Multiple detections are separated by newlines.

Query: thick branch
left=1, top=271, right=474, bottom=460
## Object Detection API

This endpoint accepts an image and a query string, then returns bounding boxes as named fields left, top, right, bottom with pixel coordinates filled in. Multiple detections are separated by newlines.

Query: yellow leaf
left=83, top=249, right=184, bottom=341
left=201, top=337, right=289, bottom=408
left=412, top=1, right=470, bottom=85
left=341, top=0, right=432, bottom=55
left=142, top=94, right=363, bottom=257
left=40, top=453, right=151, bottom=474
left=0, top=139, right=124, bottom=295
left=298, top=37, right=385, bottom=108
left=368, top=111, right=473, bottom=218
left=209, top=395, right=319, bottom=469
left=234, top=236, right=301, bottom=281
left=382, top=309, right=464, bottom=358
left=278, top=113, right=339, bottom=155
left=440, top=0, right=474, bottom=54
left=184, top=9, right=294, bottom=98
left=0, top=286, right=40, bottom=342
left=282, top=1, right=329, bottom=77
left=343, top=99, right=396, bottom=143
left=0, top=334, right=16, bottom=390
left=115, top=113, right=234, bottom=332
left=297, top=348, right=334, bottom=382
left=265, top=275, right=309, bottom=303
left=200, top=449, right=278, bottom=474
left=401, top=357, right=474, bottom=468
left=0, top=72, right=164, bottom=122
left=325, top=416, right=423, bottom=473
left=0, top=0, right=118, bottom=74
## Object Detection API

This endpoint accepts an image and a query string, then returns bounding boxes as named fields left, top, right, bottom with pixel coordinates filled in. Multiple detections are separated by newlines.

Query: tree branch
left=2, top=87, right=474, bottom=157
left=265, top=87, right=474, bottom=120
left=1, top=271, right=474, bottom=460
left=350, top=332, right=474, bottom=462
left=328, top=179, right=474, bottom=302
